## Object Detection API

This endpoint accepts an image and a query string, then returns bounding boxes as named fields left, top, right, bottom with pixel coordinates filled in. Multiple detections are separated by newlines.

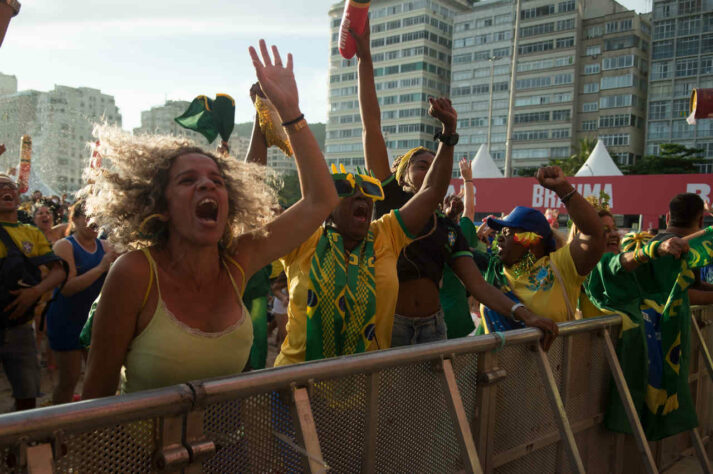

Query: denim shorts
left=0, top=324, right=41, bottom=399
left=391, top=309, right=447, bottom=347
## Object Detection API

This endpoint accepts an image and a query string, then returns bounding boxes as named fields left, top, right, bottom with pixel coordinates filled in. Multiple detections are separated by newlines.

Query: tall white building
left=646, top=0, right=713, bottom=171
left=0, top=72, right=16, bottom=96
left=0, top=83, right=121, bottom=193
left=325, top=0, right=471, bottom=171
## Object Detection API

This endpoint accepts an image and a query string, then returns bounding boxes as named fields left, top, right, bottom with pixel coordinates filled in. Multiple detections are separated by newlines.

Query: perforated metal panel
left=202, top=392, right=302, bottom=473
left=495, top=444, right=558, bottom=474
left=310, top=373, right=369, bottom=474
left=493, top=343, right=558, bottom=456
left=373, top=359, right=464, bottom=473
left=54, top=418, right=156, bottom=472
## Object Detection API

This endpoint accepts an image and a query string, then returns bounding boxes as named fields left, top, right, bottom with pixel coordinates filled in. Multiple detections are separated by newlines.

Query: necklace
left=510, top=251, right=537, bottom=279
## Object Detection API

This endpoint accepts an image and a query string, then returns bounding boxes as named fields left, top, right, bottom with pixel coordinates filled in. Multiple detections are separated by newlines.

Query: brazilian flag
left=175, top=94, right=235, bottom=144
left=584, top=227, right=713, bottom=440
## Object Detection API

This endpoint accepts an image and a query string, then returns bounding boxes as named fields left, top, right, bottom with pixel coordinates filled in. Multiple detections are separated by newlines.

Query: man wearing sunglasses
left=272, top=100, right=456, bottom=366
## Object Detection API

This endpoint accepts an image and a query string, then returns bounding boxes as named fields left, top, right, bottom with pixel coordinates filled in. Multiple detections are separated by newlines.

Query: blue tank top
left=47, top=236, right=107, bottom=323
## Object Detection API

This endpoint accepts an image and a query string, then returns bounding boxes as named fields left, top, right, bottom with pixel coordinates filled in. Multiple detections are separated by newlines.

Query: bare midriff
left=395, top=278, right=441, bottom=317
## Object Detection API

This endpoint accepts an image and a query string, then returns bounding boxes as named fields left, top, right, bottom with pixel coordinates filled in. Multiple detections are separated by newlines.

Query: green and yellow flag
left=174, top=94, right=235, bottom=144
left=585, top=226, right=713, bottom=440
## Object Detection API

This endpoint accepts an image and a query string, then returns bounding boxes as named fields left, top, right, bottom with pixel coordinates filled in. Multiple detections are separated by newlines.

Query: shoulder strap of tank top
left=222, top=255, right=246, bottom=296
left=140, top=248, right=158, bottom=309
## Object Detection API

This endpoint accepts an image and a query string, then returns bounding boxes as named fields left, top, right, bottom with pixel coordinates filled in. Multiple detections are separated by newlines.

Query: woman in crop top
left=351, top=24, right=558, bottom=349
left=81, top=41, right=339, bottom=398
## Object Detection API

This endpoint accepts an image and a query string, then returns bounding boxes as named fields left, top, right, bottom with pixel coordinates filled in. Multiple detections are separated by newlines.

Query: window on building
left=677, top=36, right=700, bottom=56
left=654, top=19, right=676, bottom=39
left=556, top=37, right=575, bottom=49
left=582, top=120, right=597, bottom=130
left=584, top=63, right=601, bottom=74
left=583, top=101, right=599, bottom=112
left=600, top=133, right=630, bottom=146
left=653, top=40, right=674, bottom=59
left=602, top=54, right=634, bottom=70
left=586, top=45, right=601, bottom=56
left=586, top=25, right=604, bottom=38
left=675, top=58, right=698, bottom=77
left=583, top=82, right=600, bottom=93
left=552, top=128, right=571, bottom=138
left=552, top=110, right=571, bottom=121
left=651, top=61, right=673, bottom=80
left=649, top=101, right=671, bottom=120
left=601, top=73, right=634, bottom=89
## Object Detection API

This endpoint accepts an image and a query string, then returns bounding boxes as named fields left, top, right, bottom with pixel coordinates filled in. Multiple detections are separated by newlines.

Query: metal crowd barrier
left=0, top=309, right=712, bottom=473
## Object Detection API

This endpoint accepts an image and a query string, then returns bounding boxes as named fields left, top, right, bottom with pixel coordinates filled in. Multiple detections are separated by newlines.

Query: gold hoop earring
left=138, top=213, right=167, bottom=237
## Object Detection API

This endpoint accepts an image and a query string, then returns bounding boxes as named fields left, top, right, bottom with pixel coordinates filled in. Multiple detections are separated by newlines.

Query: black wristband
left=559, top=188, right=577, bottom=204
left=281, top=114, right=305, bottom=127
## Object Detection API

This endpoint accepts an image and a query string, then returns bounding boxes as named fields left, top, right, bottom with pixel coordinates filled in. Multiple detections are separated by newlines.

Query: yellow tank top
left=121, top=249, right=253, bottom=394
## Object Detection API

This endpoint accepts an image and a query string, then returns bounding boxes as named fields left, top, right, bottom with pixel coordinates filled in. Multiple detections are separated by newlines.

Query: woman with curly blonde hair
left=82, top=41, right=338, bottom=398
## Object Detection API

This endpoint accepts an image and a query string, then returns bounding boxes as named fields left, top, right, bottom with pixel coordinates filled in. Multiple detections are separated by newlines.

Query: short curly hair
left=80, top=126, right=279, bottom=252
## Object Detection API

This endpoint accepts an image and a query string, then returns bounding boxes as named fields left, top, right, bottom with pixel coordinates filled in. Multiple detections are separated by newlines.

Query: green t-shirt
left=440, top=216, right=478, bottom=339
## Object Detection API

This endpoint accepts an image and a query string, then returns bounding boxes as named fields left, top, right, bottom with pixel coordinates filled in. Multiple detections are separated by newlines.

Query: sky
left=1, top=0, right=651, bottom=131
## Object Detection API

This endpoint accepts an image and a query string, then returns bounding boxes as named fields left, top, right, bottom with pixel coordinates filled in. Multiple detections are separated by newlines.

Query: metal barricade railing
left=0, top=311, right=711, bottom=473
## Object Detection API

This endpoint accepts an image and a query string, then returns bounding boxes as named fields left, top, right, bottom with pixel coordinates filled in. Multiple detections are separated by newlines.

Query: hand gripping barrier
left=0, top=309, right=711, bottom=473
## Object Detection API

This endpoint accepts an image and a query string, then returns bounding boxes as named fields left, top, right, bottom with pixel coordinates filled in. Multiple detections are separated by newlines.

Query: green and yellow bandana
left=305, top=227, right=377, bottom=361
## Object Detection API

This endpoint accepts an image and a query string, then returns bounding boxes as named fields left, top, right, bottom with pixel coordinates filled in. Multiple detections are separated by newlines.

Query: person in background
left=46, top=200, right=115, bottom=404
left=439, top=158, right=479, bottom=339
left=0, top=173, right=65, bottom=410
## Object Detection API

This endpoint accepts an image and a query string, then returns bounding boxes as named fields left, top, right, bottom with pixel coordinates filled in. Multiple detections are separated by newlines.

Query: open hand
left=428, top=97, right=457, bottom=134
left=459, top=157, right=472, bottom=181
left=349, top=18, right=371, bottom=60
left=248, top=40, right=300, bottom=122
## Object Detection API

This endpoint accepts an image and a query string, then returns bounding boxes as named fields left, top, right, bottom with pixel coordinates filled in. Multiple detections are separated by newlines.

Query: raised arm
left=536, top=167, right=605, bottom=276
left=236, top=41, right=339, bottom=278
left=459, top=157, right=475, bottom=221
left=352, top=20, right=391, bottom=181
left=244, top=83, right=268, bottom=166
left=397, top=98, right=456, bottom=235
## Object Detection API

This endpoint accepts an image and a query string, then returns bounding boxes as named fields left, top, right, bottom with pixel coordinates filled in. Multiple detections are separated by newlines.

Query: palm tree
left=550, top=137, right=597, bottom=176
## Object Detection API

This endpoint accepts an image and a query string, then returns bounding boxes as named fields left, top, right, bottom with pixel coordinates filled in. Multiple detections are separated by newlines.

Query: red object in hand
left=338, top=0, right=370, bottom=59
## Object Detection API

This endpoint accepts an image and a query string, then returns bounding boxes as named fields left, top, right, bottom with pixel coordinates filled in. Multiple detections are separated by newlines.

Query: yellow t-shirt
left=504, top=244, right=586, bottom=323
left=274, top=210, right=412, bottom=366
left=0, top=222, right=53, bottom=259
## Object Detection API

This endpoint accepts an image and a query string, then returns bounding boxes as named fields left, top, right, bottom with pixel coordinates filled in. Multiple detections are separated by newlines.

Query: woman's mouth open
left=195, top=198, right=218, bottom=224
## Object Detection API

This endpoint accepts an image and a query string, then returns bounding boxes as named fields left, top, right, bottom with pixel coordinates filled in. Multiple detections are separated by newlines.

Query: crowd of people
left=0, top=36, right=709, bottom=446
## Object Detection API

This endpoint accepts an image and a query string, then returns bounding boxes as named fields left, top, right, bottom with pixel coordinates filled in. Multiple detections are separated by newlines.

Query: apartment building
left=451, top=0, right=580, bottom=173
left=646, top=0, right=713, bottom=170
left=0, top=83, right=121, bottom=193
left=325, top=0, right=471, bottom=170
left=577, top=11, right=651, bottom=168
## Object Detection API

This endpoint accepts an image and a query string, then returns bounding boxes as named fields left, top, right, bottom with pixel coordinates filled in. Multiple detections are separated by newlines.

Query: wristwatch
left=434, top=130, right=459, bottom=146
left=2, top=0, right=21, bottom=16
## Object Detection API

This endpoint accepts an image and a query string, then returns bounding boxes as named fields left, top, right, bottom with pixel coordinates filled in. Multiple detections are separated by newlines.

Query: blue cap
left=487, top=206, right=556, bottom=251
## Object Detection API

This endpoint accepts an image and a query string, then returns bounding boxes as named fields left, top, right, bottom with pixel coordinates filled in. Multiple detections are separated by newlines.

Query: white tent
left=471, top=144, right=503, bottom=178
left=574, top=139, right=623, bottom=177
